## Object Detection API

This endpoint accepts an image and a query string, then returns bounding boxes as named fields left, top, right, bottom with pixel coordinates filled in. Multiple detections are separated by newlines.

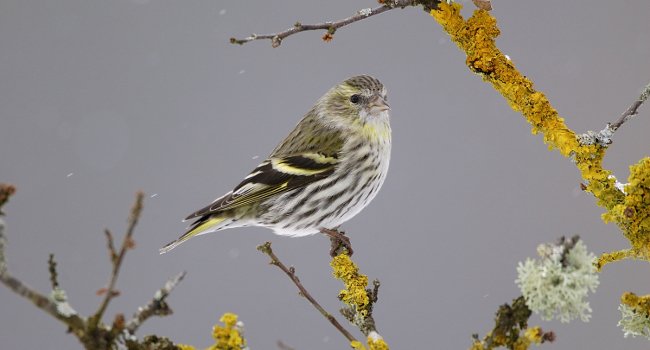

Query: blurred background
left=1, top=0, right=650, bottom=349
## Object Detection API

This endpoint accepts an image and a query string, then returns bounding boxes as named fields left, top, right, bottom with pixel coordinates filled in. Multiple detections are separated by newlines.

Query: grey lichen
left=50, top=287, right=78, bottom=317
left=516, top=237, right=599, bottom=323
left=618, top=304, right=650, bottom=339
left=577, top=126, right=614, bottom=147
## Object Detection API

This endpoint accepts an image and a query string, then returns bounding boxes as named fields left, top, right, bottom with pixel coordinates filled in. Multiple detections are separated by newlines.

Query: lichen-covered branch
left=229, top=1, right=445, bottom=48
left=618, top=292, right=650, bottom=339
left=257, top=242, right=358, bottom=344
left=331, top=252, right=387, bottom=350
left=126, top=271, right=187, bottom=334
left=0, top=184, right=86, bottom=336
left=431, top=3, right=650, bottom=270
left=258, top=237, right=390, bottom=350
left=330, top=253, right=377, bottom=336
left=175, top=313, right=249, bottom=350
left=0, top=185, right=187, bottom=350
left=470, top=296, right=554, bottom=350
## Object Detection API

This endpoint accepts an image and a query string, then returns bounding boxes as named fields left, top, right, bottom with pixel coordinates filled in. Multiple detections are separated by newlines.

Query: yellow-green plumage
left=160, top=75, right=391, bottom=254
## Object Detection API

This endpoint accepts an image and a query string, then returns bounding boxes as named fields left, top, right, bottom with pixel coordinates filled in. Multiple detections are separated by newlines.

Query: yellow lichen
left=367, top=337, right=390, bottom=350
left=331, top=253, right=370, bottom=317
left=470, top=326, right=544, bottom=350
left=606, top=159, right=650, bottom=258
left=621, top=292, right=650, bottom=317
left=523, top=326, right=544, bottom=344
left=351, top=340, right=366, bottom=350
left=431, top=3, right=650, bottom=269
left=432, top=3, right=577, bottom=156
left=208, top=312, right=246, bottom=350
left=469, top=340, right=484, bottom=350
left=176, top=345, right=197, bottom=350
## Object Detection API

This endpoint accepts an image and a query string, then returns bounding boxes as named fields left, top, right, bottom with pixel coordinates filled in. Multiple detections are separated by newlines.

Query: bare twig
left=125, top=271, right=187, bottom=334
left=578, top=82, right=650, bottom=146
left=473, top=296, right=554, bottom=349
left=472, top=0, right=492, bottom=11
left=93, top=191, right=144, bottom=326
left=104, top=229, right=117, bottom=263
left=230, top=0, right=425, bottom=48
left=610, top=81, right=650, bottom=131
left=257, top=242, right=358, bottom=343
left=0, top=183, right=15, bottom=216
left=48, top=254, right=60, bottom=290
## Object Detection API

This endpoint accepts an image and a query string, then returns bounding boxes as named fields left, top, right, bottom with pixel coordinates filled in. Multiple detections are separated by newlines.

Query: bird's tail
left=159, top=216, right=227, bottom=254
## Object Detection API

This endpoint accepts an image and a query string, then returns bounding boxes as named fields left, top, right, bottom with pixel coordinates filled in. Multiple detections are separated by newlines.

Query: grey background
left=1, top=0, right=650, bottom=349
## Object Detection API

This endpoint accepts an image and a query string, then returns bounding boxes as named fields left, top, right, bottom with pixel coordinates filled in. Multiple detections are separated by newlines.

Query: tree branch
left=579, top=81, right=650, bottom=146
left=610, top=81, right=650, bottom=131
left=230, top=0, right=433, bottom=48
left=0, top=184, right=86, bottom=336
left=92, top=191, right=144, bottom=326
left=1, top=186, right=187, bottom=349
left=257, top=242, right=358, bottom=343
left=125, top=271, right=186, bottom=334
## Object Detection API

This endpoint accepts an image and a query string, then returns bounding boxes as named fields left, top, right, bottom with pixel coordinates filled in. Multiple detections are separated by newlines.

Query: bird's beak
left=368, top=95, right=390, bottom=113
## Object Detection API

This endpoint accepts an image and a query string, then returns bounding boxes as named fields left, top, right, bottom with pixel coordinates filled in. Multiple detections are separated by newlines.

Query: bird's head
left=316, top=75, right=390, bottom=131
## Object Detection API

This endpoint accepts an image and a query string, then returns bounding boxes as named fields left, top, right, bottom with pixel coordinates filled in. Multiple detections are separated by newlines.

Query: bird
left=160, top=75, right=391, bottom=254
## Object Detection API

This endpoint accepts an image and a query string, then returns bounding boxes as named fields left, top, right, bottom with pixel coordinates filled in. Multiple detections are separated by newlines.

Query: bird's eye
left=350, top=94, right=360, bottom=104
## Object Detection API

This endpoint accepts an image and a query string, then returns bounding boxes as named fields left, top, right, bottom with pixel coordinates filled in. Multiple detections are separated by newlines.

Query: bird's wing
left=185, top=153, right=339, bottom=220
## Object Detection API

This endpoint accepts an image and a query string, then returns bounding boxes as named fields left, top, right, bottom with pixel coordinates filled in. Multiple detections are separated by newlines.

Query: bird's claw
left=321, top=228, right=353, bottom=257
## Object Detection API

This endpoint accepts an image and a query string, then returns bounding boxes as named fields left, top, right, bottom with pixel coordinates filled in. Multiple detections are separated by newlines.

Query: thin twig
left=48, top=254, right=59, bottom=290
left=257, top=242, right=358, bottom=343
left=610, top=81, right=650, bottom=131
left=93, top=191, right=145, bottom=325
left=471, top=0, right=492, bottom=11
left=125, top=271, right=187, bottom=334
left=0, top=183, right=16, bottom=216
left=579, top=81, right=650, bottom=146
left=230, top=0, right=420, bottom=48
left=104, top=229, right=117, bottom=263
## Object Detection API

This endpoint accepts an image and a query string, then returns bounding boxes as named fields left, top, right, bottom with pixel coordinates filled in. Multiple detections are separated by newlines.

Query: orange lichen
left=431, top=3, right=650, bottom=269
left=331, top=253, right=370, bottom=318
left=621, top=291, right=650, bottom=316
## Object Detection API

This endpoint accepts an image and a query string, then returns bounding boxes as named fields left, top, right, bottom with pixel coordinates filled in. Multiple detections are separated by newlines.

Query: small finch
left=160, top=75, right=391, bottom=254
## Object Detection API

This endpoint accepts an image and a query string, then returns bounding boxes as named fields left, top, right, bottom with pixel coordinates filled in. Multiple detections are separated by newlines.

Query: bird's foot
left=320, top=228, right=353, bottom=257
